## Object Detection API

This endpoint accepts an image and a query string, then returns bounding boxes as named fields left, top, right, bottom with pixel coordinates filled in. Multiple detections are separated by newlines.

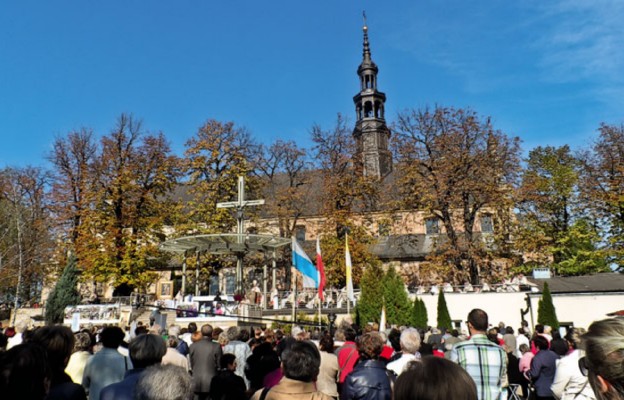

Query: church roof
left=370, top=234, right=436, bottom=260
left=528, top=273, right=624, bottom=293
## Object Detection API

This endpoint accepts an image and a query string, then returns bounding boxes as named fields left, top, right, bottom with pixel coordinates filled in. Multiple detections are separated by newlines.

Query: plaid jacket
left=450, top=334, right=508, bottom=400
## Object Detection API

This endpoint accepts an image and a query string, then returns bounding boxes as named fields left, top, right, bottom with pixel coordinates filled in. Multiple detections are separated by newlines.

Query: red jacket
left=337, top=341, right=359, bottom=383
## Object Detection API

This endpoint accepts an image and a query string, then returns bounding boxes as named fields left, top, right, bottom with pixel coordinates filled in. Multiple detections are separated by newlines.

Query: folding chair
left=508, top=384, right=523, bottom=400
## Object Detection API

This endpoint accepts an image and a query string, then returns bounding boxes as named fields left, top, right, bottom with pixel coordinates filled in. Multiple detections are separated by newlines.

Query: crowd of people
left=1, top=309, right=624, bottom=400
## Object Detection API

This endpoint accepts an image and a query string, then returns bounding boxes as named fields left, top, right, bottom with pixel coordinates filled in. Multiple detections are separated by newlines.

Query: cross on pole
left=216, top=176, right=265, bottom=295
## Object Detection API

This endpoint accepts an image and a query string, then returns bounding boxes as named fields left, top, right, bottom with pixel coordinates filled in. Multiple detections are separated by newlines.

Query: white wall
left=414, top=291, right=623, bottom=331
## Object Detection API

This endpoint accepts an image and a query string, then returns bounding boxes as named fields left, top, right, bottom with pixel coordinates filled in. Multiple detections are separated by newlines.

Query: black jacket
left=340, top=359, right=392, bottom=400
left=209, top=370, right=246, bottom=400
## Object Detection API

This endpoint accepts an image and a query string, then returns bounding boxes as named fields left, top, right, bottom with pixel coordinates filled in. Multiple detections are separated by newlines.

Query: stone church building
left=250, top=22, right=502, bottom=292
left=150, top=21, right=503, bottom=300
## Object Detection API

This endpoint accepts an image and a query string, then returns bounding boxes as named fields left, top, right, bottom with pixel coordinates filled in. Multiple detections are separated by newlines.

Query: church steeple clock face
left=352, top=15, right=392, bottom=179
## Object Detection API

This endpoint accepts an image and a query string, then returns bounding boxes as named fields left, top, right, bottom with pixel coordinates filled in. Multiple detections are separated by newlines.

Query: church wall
left=255, top=207, right=501, bottom=240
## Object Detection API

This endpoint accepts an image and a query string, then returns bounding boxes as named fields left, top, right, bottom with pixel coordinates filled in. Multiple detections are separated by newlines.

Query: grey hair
left=129, top=334, right=167, bottom=368
left=566, top=327, right=586, bottom=350
left=217, top=332, right=229, bottom=346
left=400, top=328, right=422, bottom=355
left=583, top=318, right=624, bottom=400
left=135, top=364, right=193, bottom=400
left=168, top=325, right=181, bottom=337
left=226, top=326, right=240, bottom=341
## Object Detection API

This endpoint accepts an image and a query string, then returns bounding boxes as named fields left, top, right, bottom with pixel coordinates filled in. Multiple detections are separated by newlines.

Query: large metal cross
left=216, top=176, right=264, bottom=294
left=217, top=176, right=265, bottom=237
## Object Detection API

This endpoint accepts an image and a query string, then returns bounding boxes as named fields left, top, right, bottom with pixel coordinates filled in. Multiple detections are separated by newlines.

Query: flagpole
left=346, top=290, right=350, bottom=317
left=316, top=236, right=324, bottom=332
left=318, top=288, right=323, bottom=332
left=291, top=237, right=297, bottom=329
left=292, top=272, right=297, bottom=329
left=346, top=233, right=351, bottom=317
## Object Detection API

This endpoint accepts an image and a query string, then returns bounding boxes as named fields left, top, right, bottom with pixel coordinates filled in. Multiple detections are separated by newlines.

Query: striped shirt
left=450, top=334, right=508, bottom=400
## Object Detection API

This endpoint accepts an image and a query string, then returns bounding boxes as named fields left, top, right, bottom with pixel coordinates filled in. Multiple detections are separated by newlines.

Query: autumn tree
left=78, top=114, right=181, bottom=294
left=579, top=123, right=624, bottom=268
left=311, top=114, right=382, bottom=285
left=0, top=167, right=54, bottom=305
left=393, top=106, right=521, bottom=284
left=516, top=145, right=582, bottom=267
left=183, top=119, right=259, bottom=233
left=253, top=139, right=312, bottom=238
left=316, top=227, right=380, bottom=288
left=48, top=128, right=98, bottom=247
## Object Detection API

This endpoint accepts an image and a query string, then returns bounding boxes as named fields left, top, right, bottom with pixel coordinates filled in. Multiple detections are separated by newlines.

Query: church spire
left=357, top=11, right=378, bottom=90
left=362, top=12, right=372, bottom=64
left=352, top=13, right=392, bottom=178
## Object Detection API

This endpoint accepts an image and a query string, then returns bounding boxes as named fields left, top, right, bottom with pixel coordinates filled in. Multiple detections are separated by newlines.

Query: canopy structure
left=160, top=233, right=291, bottom=300
left=160, top=233, right=291, bottom=255
left=159, top=176, right=293, bottom=299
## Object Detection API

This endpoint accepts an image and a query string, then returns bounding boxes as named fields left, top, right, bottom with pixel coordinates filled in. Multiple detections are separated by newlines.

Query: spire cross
left=216, top=176, right=265, bottom=237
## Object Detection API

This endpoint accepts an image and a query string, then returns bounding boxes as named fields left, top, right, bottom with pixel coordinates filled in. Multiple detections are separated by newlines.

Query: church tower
left=352, top=18, right=392, bottom=178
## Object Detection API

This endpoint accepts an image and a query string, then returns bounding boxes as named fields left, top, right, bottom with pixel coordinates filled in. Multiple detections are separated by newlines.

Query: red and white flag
left=316, top=237, right=326, bottom=301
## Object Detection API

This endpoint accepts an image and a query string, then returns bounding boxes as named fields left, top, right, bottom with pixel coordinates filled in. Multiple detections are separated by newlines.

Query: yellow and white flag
left=345, top=233, right=355, bottom=302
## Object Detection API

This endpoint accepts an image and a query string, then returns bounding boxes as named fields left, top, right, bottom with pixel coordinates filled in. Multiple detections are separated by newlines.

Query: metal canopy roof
left=160, top=234, right=291, bottom=256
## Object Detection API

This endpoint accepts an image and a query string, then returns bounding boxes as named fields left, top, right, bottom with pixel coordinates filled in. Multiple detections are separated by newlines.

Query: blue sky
left=1, top=1, right=623, bottom=168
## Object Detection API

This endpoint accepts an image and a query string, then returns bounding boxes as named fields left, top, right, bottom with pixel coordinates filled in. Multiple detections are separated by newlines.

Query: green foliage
left=45, top=256, right=81, bottom=325
left=436, top=291, right=452, bottom=330
left=552, top=219, right=608, bottom=276
left=537, top=282, right=559, bottom=330
left=410, top=297, right=428, bottom=329
left=356, top=263, right=385, bottom=325
left=578, top=124, right=624, bottom=268
left=320, top=226, right=380, bottom=287
left=381, top=267, right=411, bottom=326
left=517, top=145, right=580, bottom=265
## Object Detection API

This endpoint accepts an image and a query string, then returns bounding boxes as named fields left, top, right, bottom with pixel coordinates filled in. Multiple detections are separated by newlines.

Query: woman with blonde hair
left=582, top=318, right=624, bottom=400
